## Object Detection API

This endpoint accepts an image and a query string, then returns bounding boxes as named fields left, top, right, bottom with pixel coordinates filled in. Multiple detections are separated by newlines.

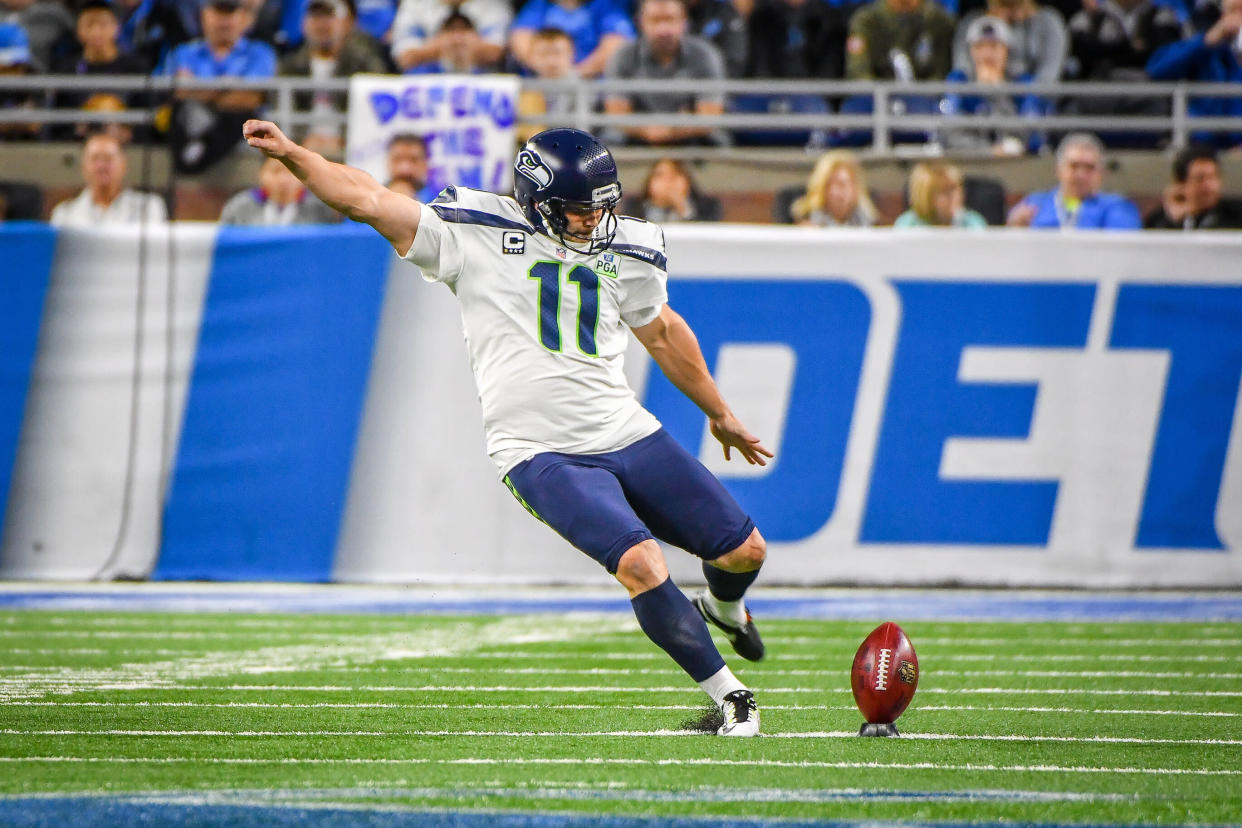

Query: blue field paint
left=0, top=796, right=1160, bottom=828
left=1, top=586, right=1240, bottom=621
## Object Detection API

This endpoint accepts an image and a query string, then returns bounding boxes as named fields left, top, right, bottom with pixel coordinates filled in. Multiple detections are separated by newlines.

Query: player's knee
left=615, top=540, right=669, bottom=595
left=715, top=529, right=766, bottom=572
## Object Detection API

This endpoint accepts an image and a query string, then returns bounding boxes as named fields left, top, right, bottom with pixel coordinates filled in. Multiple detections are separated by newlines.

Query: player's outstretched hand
left=710, top=414, right=774, bottom=466
left=242, top=119, right=295, bottom=160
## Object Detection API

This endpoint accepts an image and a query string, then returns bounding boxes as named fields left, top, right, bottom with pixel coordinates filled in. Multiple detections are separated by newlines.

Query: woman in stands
left=791, top=150, right=877, bottom=228
left=895, top=161, right=988, bottom=228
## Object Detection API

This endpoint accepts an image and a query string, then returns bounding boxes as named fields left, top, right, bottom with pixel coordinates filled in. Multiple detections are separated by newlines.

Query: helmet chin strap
left=538, top=200, right=618, bottom=254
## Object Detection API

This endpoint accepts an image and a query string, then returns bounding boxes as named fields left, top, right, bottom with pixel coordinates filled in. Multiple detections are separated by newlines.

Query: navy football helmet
left=513, top=128, right=622, bottom=254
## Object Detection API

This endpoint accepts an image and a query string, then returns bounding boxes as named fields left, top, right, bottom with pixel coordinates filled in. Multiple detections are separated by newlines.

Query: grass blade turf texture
left=0, top=610, right=1239, bottom=825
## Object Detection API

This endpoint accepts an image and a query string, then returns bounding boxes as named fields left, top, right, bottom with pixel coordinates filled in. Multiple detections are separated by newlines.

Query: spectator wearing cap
left=845, top=0, right=956, bottom=81
left=220, top=156, right=341, bottom=225
left=1006, top=132, right=1141, bottom=229
left=953, top=0, right=1069, bottom=84
left=390, top=0, right=510, bottom=72
left=939, top=15, right=1049, bottom=155
left=1144, top=143, right=1242, bottom=229
left=49, top=132, right=167, bottom=226
left=160, top=0, right=277, bottom=172
left=603, top=0, right=729, bottom=146
left=0, top=0, right=73, bottom=69
left=280, top=0, right=387, bottom=150
left=1147, top=0, right=1242, bottom=149
left=509, top=0, right=635, bottom=78
left=0, top=21, right=41, bottom=140
left=406, top=11, right=492, bottom=73
left=52, top=1, right=149, bottom=133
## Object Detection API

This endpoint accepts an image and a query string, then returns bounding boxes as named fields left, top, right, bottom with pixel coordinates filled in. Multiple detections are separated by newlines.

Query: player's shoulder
left=425, top=185, right=532, bottom=232
left=610, top=214, right=668, bottom=272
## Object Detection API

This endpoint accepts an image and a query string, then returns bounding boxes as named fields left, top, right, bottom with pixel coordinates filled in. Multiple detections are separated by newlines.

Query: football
left=851, top=621, right=919, bottom=727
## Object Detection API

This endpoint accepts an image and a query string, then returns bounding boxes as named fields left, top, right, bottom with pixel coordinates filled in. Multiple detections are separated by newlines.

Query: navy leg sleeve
left=702, top=563, right=760, bottom=602
left=630, top=577, right=725, bottom=682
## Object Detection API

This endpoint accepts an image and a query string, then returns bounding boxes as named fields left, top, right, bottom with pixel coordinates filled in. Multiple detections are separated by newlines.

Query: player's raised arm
left=241, top=119, right=422, bottom=255
left=631, top=305, right=774, bottom=466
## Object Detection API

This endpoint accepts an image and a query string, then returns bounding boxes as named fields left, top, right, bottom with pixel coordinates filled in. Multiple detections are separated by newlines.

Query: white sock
left=704, top=592, right=748, bottom=628
left=698, top=664, right=746, bottom=707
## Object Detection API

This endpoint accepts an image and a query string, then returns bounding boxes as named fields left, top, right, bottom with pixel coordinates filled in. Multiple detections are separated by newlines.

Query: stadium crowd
left=0, top=0, right=1240, bottom=227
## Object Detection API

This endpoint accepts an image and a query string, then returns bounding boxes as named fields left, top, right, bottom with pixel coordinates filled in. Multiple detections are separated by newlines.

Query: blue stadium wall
left=1, top=222, right=1240, bottom=587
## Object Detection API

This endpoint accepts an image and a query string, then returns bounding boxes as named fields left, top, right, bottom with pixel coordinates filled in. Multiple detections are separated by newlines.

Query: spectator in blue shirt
left=1146, top=0, right=1242, bottom=149
left=509, top=0, right=636, bottom=77
left=1006, top=132, right=1141, bottom=229
left=163, top=0, right=276, bottom=109
left=124, top=0, right=283, bottom=67
left=162, top=0, right=276, bottom=172
left=279, top=0, right=397, bottom=50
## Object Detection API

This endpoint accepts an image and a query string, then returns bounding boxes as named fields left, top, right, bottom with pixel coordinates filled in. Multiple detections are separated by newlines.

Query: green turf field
left=1, top=609, right=1239, bottom=825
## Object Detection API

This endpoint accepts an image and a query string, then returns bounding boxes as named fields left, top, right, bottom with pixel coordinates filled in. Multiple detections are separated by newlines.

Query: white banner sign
left=346, top=73, right=519, bottom=196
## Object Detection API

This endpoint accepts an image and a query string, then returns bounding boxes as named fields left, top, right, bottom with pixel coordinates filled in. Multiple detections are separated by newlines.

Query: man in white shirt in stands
left=50, top=132, right=167, bottom=226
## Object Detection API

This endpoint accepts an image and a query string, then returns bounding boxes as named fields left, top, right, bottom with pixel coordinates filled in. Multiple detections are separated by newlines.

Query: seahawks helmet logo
left=515, top=149, right=554, bottom=191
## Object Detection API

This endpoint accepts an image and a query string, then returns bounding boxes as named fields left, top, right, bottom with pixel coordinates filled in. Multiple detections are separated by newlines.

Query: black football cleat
left=693, top=592, right=765, bottom=662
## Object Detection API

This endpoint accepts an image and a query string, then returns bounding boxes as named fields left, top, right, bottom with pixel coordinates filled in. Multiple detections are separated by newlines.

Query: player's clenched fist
left=242, top=119, right=294, bottom=159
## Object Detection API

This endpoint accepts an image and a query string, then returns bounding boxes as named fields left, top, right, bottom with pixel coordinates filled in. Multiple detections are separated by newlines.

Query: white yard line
left=64, top=664, right=1226, bottom=680
left=0, top=701, right=1236, bottom=717
left=913, top=704, right=1240, bottom=717
left=17, top=785, right=1131, bottom=805
left=0, top=617, right=632, bottom=703
left=9, top=680, right=1239, bottom=698
left=586, top=636, right=1242, bottom=647
left=0, top=648, right=1234, bottom=664
left=4, top=631, right=1239, bottom=647
left=102, top=683, right=1242, bottom=697
left=4, top=729, right=1239, bottom=746
left=0, top=756, right=1236, bottom=776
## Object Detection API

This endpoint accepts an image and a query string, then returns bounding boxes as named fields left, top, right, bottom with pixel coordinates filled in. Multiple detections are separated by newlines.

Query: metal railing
left=3, top=74, right=1242, bottom=156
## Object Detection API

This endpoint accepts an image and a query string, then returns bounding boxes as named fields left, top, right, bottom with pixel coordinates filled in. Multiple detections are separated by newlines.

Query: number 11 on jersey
left=528, top=260, right=600, bottom=357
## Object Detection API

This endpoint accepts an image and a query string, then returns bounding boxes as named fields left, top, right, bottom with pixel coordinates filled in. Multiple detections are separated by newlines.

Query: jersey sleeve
left=401, top=193, right=466, bottom=287
left=614, top=219, right=669, bottom=326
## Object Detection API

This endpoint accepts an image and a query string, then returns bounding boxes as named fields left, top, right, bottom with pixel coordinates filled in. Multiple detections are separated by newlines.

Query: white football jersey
left=401, top=186, right=668, bottom=475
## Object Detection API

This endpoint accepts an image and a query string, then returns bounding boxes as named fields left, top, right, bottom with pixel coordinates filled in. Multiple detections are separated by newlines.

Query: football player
left=242, top=119, right=771, bottom=735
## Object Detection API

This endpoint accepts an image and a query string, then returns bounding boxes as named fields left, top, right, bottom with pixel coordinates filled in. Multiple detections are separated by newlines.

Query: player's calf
left=697, top=529, right=766, bottom=661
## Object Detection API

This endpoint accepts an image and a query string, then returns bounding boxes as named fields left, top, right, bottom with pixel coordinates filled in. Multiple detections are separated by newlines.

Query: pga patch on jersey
left=594, top=252, right=621, bottom=278
left=501, top=230, right=526, bottom=254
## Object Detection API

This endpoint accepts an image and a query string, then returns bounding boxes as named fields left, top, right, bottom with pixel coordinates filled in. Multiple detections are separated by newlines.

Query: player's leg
left=504, top=451, right=758, bottom=735
left=697, top=528, right=767, bottom=659
left=614, top=429, right=767, bottom=661
left=615, top=540, right=758, bottom=736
